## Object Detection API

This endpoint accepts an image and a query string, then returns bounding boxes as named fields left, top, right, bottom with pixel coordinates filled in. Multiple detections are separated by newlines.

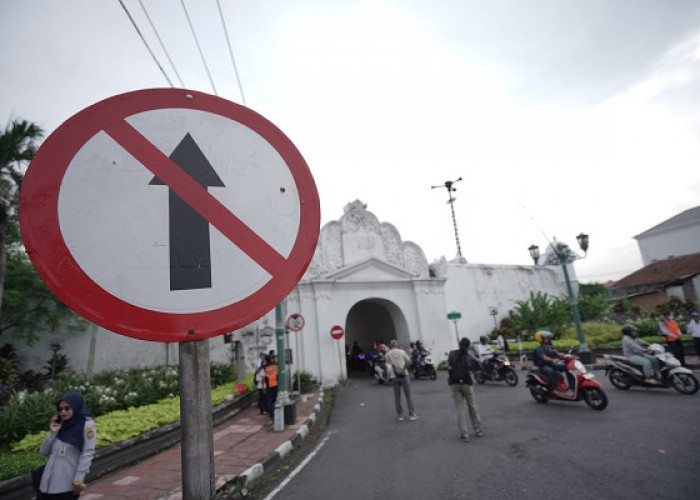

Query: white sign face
left=59, top=109, right=300, bottom=313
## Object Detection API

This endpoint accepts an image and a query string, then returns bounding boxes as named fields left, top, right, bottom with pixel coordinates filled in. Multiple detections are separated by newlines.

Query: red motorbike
left=526, top=355, right=608, bottom=410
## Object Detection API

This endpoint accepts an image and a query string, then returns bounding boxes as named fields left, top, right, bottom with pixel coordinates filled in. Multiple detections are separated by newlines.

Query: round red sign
left=19, top=89, right=320, bottom=342
left=330, top=325, right=344, bottom=340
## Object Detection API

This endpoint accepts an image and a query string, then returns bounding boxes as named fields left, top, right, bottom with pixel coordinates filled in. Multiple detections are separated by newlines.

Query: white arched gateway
left=285, top=200, right=447, bottom=386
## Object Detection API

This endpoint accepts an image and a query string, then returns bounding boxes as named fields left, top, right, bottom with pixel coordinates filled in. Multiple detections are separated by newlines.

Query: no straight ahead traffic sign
left=20, top=89, right=320, bottom=342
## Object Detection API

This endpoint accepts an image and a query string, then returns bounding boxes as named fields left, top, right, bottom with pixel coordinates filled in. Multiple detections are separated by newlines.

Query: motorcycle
left=372, top=352, right=392, bottom=384
left=526, top=355, right=608, bottom=410
left=604, top=343, right=699, bottom=395
left=474, top=350, right=518, bottom=386
left=411, top=353, right=437, bottom=380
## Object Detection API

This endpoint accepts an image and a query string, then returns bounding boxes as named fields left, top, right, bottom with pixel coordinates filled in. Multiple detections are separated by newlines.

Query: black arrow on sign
left=150, top=133, right=224, bottom=291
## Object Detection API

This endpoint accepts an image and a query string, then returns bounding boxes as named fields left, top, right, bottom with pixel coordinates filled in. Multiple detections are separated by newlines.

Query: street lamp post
left=529, top=233, right=592, bottom=363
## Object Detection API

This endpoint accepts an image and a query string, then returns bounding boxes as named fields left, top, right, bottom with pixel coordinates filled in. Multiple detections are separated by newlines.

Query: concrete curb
left=232, top=390, right=325, bottom=489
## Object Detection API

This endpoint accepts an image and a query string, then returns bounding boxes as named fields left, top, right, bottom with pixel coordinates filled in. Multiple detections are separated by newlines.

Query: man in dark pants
left=447, top=337, right=484, bottom=442
left=659, top=311, right=686, bottom=367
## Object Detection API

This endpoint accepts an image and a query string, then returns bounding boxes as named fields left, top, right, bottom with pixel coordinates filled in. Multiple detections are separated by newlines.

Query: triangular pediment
left=324, top=257, right=417, bottom=281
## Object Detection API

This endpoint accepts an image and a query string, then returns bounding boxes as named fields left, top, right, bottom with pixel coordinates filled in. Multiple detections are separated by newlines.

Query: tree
left=0, top=119, right=44, bottom=310
left=577, top=283, right=610, bottom=322
left=0, top=247, right=84, bottom=343
left=510, top=291, right=571, bottom=338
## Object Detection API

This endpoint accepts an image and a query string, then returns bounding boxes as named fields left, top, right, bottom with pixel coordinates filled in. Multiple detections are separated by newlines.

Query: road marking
left=263, top=431, right=333, bottom=500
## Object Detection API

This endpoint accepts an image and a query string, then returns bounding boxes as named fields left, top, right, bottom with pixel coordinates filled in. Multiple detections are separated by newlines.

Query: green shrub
left=0, top=363, right=237, bottom=449
left=560, top=322, right=621, bottom=346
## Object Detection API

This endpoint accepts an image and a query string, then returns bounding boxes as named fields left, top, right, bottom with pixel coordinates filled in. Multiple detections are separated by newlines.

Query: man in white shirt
left=475, top=336, right=496, bottom=372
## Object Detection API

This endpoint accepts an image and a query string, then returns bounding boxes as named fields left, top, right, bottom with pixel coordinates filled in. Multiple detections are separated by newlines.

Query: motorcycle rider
left=621, top=325, right=658, bottom=382
left=532, top=331, right=567, bottom=390
left=475, top=336, right=496, bottom=373
left=412, top=340, right=428, bottom=370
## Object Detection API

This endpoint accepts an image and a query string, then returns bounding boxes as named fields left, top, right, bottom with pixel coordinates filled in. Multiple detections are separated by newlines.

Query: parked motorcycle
left=412, top=353, right=437, bottom=380
left=604, top=343, right=699, bottom=395
left=526, top=355, right=608, bottom=410
left=474, top=350, right=518, bottom=386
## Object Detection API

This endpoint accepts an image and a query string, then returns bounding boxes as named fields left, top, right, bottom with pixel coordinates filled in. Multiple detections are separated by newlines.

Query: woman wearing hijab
left=38, top=391, right=97, bottom=499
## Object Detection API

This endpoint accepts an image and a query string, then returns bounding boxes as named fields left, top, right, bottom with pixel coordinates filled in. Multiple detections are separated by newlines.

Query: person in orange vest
left=263, top=354, right=279, bottom=424
left=659, top=311, right=686, bottom=367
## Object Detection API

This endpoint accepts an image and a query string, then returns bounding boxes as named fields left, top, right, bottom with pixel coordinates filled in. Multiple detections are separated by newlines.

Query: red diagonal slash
left=105, top=119, right=285, bottom=276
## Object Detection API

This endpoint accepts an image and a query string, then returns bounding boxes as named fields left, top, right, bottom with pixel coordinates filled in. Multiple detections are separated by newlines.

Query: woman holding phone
left=38, top=391, right=96, bottom=499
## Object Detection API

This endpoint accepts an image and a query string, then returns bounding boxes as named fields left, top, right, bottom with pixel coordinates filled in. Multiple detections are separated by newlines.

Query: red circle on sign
left=330, top=325, right=344, bottom=340
left=286, top=314, right=305, bottom=332
left=19, top=89, right=320, bottom=342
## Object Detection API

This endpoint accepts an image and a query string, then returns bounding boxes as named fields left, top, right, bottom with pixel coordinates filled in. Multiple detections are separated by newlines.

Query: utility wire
left=180, top=0, right=218, bottom=95
left=138, top=0, right=185, bottom=88
left=117, top=0, right=173, bottom=87
left=216, top=0, right=247, bottom=106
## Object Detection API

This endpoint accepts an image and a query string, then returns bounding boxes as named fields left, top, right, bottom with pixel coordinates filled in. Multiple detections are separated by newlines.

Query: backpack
left=448, top=350, right=472, bottom=385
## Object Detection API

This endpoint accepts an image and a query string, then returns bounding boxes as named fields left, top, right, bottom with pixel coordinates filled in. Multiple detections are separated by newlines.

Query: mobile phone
left=52, top=415, right=61, bottom=425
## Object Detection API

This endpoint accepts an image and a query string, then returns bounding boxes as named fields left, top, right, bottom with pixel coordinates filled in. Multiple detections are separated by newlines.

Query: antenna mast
left=431, top=177, right=464, bottom=260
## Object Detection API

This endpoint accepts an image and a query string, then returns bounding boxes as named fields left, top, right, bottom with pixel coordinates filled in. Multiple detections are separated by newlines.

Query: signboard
left=19, top=89, right=320, bottom=342
left=286, top=313, right=305, bottom=332
left=330, top=325, right=344, bottom=340
left=447, top=311, right=461, bottom=320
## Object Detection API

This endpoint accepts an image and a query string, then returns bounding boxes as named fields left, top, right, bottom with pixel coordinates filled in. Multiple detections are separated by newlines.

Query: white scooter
left=604, top=343, right=699, bottom=395
left=372, top=351, right=392, bottom=384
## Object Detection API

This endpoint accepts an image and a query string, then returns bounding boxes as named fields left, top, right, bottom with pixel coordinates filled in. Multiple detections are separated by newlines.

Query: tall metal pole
left=432, top=177, right=464, bottom=259
left=559, top=261, right=588, bottom=353
left=274, top=303, right=289, bottom=430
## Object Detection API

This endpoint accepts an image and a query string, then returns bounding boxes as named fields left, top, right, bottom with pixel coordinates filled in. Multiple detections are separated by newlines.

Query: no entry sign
left=20, top=89, right=320, bottom=342
left=330, top=325, right=344, bottom=340
left=286, top=313, right=305, bottom=332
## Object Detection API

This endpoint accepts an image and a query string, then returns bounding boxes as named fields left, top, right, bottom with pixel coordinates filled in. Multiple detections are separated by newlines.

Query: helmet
left=534, top=331, right=553, bottom=343
left=479, top=335, right=488, bottom=342
left=622, top=325, right=637, bottom=336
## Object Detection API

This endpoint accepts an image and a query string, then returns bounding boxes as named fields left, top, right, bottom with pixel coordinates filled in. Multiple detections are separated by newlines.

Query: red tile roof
left=613, top=252, right=700, bottom=288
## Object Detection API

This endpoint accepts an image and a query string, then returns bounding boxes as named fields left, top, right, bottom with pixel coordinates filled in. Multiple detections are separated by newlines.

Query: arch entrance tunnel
left=344, top=299, right=407, bottom=378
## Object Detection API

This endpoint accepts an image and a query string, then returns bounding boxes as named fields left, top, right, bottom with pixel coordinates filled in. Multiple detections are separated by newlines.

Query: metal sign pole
left=295, top=330, right=301, bottom=393
left=179, top=339, right=214, bottom=499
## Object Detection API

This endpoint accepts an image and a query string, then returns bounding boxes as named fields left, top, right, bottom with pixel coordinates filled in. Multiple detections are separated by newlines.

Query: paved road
left=264, top=370, right=700, bottom=500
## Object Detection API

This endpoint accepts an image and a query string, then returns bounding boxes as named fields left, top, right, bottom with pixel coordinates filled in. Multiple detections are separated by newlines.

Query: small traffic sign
left=286, top=313, right=305, bottom=332
left=19, top=89, right=320, bottom=342
left=330, top=325, right=344, bottom=340
left=447, top=311, right=462, bottom=320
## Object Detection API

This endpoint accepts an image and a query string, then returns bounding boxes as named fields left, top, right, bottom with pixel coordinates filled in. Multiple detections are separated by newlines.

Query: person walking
left=263, top=354, right=279, bottom=425
left=659, top=311, right=686, bottom=366
left=38, top=391, right=96, bottom=499
left=386, top=340, right=418, bottom=421
left=687, top=312, right=700, bottom=359
left=447, top=337, right=484, bottom=442
left=255, top=360, right=268, bottom=415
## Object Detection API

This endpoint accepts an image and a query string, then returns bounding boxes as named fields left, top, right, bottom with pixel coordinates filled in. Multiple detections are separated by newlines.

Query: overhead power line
left=180, top=0, right=218, bottom=95
left=117, top=0, right=173, bottom=87
left=216, top=0, right=247, bottom=105
left=138, top=0, right=185, bottom=88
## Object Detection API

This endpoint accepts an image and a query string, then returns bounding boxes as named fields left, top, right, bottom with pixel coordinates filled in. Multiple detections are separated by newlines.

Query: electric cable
left=216, top=0, right=247, bottom=106
left=179, top=0, right=218, bottom=95
left=117, top=0, right=173, bottom=87
left=138, top=0, right=185, bottom=88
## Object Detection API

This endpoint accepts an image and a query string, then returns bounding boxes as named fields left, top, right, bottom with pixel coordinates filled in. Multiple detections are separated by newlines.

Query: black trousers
left=666, top=340, right=686, bottom=366
left=38, top=492, right=79, bottom=499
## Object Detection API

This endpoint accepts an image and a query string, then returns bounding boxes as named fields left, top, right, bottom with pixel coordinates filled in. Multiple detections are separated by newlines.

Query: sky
left=2, top=0, right=700, bottom=283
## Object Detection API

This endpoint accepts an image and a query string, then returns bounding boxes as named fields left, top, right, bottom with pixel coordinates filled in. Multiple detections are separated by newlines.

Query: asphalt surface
left=259, top=367, right=700, bottom=500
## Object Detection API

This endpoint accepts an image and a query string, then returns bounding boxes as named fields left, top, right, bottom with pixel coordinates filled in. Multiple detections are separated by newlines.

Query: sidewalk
left=81, top=391, right=325, bottom=499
